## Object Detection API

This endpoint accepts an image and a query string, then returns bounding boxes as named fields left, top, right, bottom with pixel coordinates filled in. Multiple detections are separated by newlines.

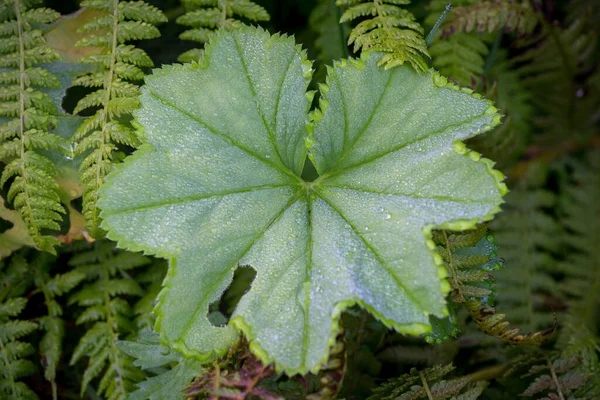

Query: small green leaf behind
left=118, top=330, right=203, bottom=400
left=98, top=26, right=505, bottom=375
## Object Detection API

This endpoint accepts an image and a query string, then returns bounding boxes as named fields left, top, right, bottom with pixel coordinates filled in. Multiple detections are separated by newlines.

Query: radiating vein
left=316, top=194, right=430, bottom=312
left=104, top=184, right=291, bottom=215
left=318, top=186, right=496, bottom=205
left=325, top=110, right=490, bottom=179
left=147, top=90, right=296, bottom=180
left=179, top=191, right=304, bottom=340
left=232, top=34, right=288, bottom=172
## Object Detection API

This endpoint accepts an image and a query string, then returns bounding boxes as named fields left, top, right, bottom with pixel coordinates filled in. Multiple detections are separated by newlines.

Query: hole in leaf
left=207, top=265, right=257, bottom=327
left=301, top=157, right=319, bottom=182
left=0, top=218, right=13, bottom=234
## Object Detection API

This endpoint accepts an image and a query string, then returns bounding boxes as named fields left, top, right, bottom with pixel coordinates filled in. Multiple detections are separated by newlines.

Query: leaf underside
left=98, top=27, right=505, bottom=374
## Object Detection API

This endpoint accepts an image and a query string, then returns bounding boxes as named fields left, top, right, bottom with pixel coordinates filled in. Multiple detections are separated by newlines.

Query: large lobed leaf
left=98, top=26, right=505, bottom=374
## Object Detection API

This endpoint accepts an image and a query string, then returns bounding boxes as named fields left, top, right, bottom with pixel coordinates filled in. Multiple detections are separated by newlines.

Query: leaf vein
left=327, top=111, right=490, bottom=177
left=146, top=90, right=295, bottom=179
left=232, top=34, right=288, bottom=173
left=103, top=184, right=291, bottom=215
left=319, top=186, right=496, bottom=205
left=332, top=71, right=392, bottom=170
left=179, top=192, right=304, bottom=343
left=316, top=194, right=430, bottom=312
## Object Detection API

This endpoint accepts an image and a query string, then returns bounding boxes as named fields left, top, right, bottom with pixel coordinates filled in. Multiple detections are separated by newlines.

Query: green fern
left=337, top=0, right=429, bottom=71
left=31, top=253, right=85, bottom=400
left=490, top=162, right=561, bottom=332
left=0, top=254, right=37, bottom=400
left=441, top=0, right=539, bottom=37
left=520, top=355, right=591, bottom=399
left=426, top=1, right=488, bottom=88
left=177, top=0, right=270, bottom=62
left=0, top=0, right=65, bottom=254
left=68, top=240, right=150, bottom=399
left=71, top=0, right=166, bottom=238
left=132, top=259, right=166, bottom=332
left=309, top=0, right=350, bottom=82
left=368, top=363, right=487, bottom=400
left=434, top=226, right=501, bottom=306
left=429, top=222, right=556, bottom=346
left=554, top=151, right=600, bottom=397
left=424, top=225, right=500, bottom=344
left=513, top=18, right=598, bottom=141
left=428, top=32, right=488, bottom=87
left=467, top=49, right=533, bottom=168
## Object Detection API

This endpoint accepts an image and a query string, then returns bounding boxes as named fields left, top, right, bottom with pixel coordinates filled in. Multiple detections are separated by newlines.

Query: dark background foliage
left=1, top=0, right=599, bottom=399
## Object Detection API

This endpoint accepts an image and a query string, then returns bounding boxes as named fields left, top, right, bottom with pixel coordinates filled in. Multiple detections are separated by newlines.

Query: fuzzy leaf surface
left=98, top=27, right=505, bottom=374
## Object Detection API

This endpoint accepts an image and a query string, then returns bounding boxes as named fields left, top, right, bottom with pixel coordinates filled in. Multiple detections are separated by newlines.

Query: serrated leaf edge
left=98, top=29, right=507, bottom=376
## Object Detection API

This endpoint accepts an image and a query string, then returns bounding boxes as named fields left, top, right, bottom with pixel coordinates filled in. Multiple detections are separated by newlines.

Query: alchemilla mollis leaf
left=98, top=26, right=506, bottom=374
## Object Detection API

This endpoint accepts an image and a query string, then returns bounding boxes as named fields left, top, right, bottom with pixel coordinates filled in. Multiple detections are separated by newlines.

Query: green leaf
left=117, top=330, right=183, bottom=370
left=98, top=27, right=505, bottom=374
left=128, top=358, right=202, bottom=400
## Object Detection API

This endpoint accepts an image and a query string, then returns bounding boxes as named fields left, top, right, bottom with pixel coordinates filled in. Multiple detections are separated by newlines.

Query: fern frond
left=557, top=152, right=600, bottom=314
left=132, top=259, right=166, bottom=331
left=338, top=0, right=429, bottom=71
left=0, top=255, right=37, bottom=400
left=425, top=1, right=488, bottom=87
left=30, top=253, right=85, bottom=400
left=0, top=0, right=64, bottom=254
left=467, top=49, right=532, bottom=168
left=435, top=226, right=502, bottom=306
left=177, top=0, right=270, bottom=62
left=466, top=300, right=555, bottom=345
left=423, top=226, right=502, bottom=344
left=72, top=0, right=166, bottom=238
left=309, top=0, right=350, bottom=82
left=514, top=18, right=598, bottom=140
left=490, top=162, right=561, bottom=331
left=442, top=0, right=539, bottom=37
left=521, top=355, right=591, bottom=398
left=68, top=241, right=150, bottom=399
left=368, top=363, right=487, bottom=400
left=428, top=32, right=488, bottom=87
left=554, top=151, right=600, bottom=397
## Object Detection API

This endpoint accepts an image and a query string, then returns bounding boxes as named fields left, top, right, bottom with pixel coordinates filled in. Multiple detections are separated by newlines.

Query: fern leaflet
left=441, top=0, right=539, bottom=37
left=467, top=49, right=533, bottom=168
left=68, top=240, right=150, bottom=399
left=0, top=254, right=37, bottom=399
left=555, top=152, right=600, bottom=397
left=337, top=0, right=429, bottom=71
left=71, top=0, right=166, bottom=238
left=368, top=363, right=487, bottom=400
left=177, top=0, right=270, bottom=62
left=490, top=162, right=561, bottom=332
left=513, top=18, right=598, bottom=140
left=31, top=253, right=84, bottom=400
left=426, top=0, right=488, bottom=88
left=520, top=355, right=591, bottom=399
left=0, top=0, right=64, bottom=254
